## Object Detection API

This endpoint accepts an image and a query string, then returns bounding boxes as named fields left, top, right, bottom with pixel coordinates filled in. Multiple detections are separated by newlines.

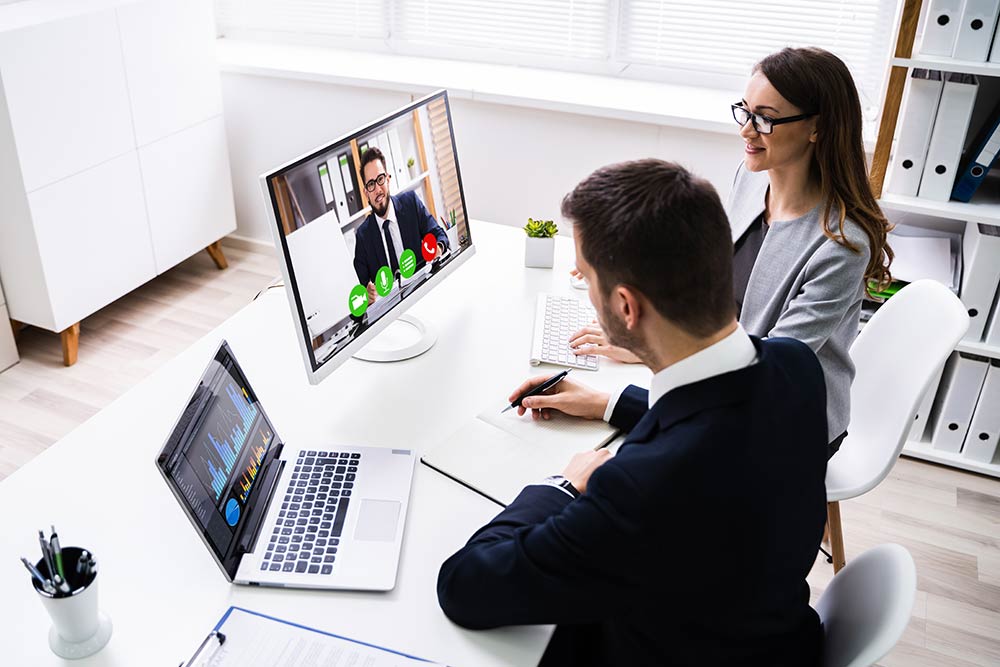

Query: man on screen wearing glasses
left=352, top=146, right=449, bottom=304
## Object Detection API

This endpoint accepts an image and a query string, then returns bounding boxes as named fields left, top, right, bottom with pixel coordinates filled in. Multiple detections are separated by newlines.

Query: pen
left=76, top=550, right=90, bottom=575
left=53, top=573, right=71, bottom=595
left=502, top=369, right=572, bottom=413
left=38, top=530, right=55, bottom=580
left=20, top=557, right=55, bottom=594
left=50, top=525, right=65, bottom=581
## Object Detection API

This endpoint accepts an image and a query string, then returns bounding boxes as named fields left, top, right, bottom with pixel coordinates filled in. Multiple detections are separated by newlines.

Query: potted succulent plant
left=523, top=217, right=558, bottom=268
left=407, top=156, right=419, bottom=181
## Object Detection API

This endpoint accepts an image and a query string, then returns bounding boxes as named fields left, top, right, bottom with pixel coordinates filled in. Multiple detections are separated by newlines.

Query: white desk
left=0, top=222, right=649, bottom=665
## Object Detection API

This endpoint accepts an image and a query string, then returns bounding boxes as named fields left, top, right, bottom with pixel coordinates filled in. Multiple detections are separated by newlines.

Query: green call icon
left=375, top=265, right=394, bottom=297
left=399, top=249, right=417, bottom=279
left=348, top=284, right=368, bottom=317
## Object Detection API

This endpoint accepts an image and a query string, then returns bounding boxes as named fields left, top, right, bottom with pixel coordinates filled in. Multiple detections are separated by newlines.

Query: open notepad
left=421, top=403, right=620, bottom=506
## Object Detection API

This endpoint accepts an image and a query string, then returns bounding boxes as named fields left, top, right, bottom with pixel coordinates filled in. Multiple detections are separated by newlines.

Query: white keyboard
left=530, top=293, right=599, bottom=371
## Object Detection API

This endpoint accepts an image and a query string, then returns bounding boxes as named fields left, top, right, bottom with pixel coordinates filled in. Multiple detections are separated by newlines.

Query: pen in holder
left=32, top=546, right=113, bottom=659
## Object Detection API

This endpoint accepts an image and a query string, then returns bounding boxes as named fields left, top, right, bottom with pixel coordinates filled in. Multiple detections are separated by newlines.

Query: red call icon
left=421, top=233, right=438, bottom=262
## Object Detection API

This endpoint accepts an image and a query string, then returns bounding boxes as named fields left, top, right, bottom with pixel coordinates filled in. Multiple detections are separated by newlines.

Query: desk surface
left=0, top=221, right=649, bottom=665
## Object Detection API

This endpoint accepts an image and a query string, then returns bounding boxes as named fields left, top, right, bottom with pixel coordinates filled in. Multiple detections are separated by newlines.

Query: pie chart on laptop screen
left=225, top=498, right=240, bottom=526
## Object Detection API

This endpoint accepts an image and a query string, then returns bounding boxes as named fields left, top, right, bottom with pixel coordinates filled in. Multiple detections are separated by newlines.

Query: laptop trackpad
left=354, top=499, right=401, bottom=542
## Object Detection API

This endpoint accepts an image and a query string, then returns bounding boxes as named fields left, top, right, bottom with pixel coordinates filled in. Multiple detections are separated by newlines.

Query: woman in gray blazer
left=570, top=47, right=893, bottom=456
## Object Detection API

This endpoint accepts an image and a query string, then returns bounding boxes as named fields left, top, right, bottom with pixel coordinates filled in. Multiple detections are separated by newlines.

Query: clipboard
left=180, top=606, right=444, bottom=666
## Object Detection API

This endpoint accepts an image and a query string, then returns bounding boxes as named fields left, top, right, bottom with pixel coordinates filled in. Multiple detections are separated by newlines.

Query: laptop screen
left=156, top=341, right=279, bottom=578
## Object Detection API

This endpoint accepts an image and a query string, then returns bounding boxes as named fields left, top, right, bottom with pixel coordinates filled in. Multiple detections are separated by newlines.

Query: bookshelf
left=871, top=0, right=1000, bottom=478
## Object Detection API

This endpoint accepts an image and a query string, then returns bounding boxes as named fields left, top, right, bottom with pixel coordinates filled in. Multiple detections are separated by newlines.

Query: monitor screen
left=156, top=341, right=279, bottom=579
left=260, top=90, right=474, bottom=384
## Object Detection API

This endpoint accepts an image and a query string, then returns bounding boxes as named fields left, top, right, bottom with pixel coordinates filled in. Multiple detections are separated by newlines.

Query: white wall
left=220, top=72, right=745, bottom=245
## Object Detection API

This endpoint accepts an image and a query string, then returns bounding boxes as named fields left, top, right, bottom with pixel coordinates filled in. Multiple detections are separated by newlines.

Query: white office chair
left=825, top=279, right=969, bottom=572
left=816, top=543, right=916, bottom=667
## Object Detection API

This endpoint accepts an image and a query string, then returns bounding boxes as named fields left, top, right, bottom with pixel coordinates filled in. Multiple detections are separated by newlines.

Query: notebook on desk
left=421, top=403, right=619, bottom=506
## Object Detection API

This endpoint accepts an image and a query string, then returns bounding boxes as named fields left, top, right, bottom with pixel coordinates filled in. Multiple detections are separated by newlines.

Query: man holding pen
left=437, top=160, right=828, bottom=666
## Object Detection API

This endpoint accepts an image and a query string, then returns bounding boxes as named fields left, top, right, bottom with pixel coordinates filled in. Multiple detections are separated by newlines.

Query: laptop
left=155, top=340, right=415, bottom=591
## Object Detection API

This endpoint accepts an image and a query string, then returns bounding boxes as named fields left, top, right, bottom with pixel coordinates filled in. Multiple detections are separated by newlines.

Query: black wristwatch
left=544, top=475, right=580, bottom=499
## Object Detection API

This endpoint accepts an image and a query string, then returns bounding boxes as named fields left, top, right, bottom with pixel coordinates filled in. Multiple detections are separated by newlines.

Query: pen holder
left=32, top=546, right=113, bottom=659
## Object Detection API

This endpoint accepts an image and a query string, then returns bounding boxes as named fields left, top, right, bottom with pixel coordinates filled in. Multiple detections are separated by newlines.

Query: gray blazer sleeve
left=767, top=232, right=870, bottom=352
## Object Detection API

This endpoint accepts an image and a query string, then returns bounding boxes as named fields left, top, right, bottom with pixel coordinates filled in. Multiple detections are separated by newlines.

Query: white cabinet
left=117, top=0, right=223, bottom=146
left=140, top=116, right=236, bottom=273
left=0, top=0, right=236, bottom=364
left=0, top=282, right=17, bottom=373
left=0, top=8, right=135, bottom=193
left=28, top=153, right=155, bottom=331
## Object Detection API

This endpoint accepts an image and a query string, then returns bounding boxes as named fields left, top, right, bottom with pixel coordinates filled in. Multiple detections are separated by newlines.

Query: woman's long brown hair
left=756, top=47, right=893, bottom=292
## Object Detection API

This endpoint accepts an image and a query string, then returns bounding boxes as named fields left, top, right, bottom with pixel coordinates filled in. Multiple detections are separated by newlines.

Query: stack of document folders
left=888, top=0, right=1000, bottom=203
left=868, top=222, right=1000, bottom=465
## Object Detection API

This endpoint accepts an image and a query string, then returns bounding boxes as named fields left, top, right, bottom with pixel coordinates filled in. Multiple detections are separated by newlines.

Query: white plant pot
left=408, top=164, right=420, bottom=181
left=446, top=225, right=461, bottom=251
left=524, top=236, right=555, bottom=268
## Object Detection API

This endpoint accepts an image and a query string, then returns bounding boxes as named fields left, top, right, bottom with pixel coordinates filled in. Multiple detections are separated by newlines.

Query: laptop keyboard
left=261, top=450, right=362, bottom=576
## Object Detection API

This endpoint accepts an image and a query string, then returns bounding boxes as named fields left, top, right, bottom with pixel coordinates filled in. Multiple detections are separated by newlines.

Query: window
left=215, top=0, right=900, bottom=118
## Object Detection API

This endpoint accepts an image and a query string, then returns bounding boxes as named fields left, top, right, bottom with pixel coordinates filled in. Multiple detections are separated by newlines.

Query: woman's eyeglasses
left=731, top=103, right=816, bottom=135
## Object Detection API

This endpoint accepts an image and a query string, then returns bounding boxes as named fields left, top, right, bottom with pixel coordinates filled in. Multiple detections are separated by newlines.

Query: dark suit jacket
left=352, top=191, right=449, bottom=286
left=437, top=337, right=828, bottom=667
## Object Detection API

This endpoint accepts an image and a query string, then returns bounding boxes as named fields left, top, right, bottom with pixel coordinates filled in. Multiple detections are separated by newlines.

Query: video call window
left=265, top=93, right=472, bottom=369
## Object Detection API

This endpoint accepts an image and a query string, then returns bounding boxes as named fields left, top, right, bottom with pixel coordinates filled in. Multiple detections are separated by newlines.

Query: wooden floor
left=0, top=241, right=997, bottom=665
left=0, top=242, right=279, bottom=480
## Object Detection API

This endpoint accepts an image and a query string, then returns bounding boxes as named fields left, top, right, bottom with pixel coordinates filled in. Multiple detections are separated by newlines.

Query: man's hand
left=562, top=449, right=613, bottom=494
left=366, top=281, right=377, bottom=305
left=569, top=322, right=641, bottom=364
left=509, top=376, right=610, bottom=421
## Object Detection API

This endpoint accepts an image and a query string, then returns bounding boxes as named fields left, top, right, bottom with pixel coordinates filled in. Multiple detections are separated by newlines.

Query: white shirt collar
left=647, top=323, right=757, bottom=410
left=374, top=197, right=396, bottom=227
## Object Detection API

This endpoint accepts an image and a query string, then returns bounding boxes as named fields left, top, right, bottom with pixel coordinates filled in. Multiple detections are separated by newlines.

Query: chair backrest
left=816, top=543, right=916, bottom=667
left=829, top=280, right=969, bottom=500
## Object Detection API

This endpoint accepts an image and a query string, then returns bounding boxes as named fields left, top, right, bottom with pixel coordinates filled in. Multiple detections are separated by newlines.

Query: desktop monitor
left=260, top=90, right=474, bottom=384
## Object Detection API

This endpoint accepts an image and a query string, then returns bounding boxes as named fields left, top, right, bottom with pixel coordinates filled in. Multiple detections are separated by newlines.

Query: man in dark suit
left=437, top=160, right=828, bottom=666
left=352, top=146, right=448, bottom=303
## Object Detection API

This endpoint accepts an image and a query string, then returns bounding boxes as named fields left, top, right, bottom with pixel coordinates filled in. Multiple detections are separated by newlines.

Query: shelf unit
left=872, top=0, right=1000, bottom=477
left=338, top=170, right=431, bottom=230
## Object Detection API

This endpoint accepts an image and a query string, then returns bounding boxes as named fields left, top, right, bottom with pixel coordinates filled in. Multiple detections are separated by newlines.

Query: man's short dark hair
left=562, top=159, right=735, bottom=337
left=359, top=145, right=386, bottom=176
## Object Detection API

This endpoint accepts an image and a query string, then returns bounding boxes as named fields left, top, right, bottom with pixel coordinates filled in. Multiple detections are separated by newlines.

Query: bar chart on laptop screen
left=192, top=379, right=263, bottom=502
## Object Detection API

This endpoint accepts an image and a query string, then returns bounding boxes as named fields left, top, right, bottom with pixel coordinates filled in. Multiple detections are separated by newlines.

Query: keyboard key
left=308, top=565, right=320, bottom=574
left=324, top=554, right=336, bottom=563
left=269, top=563, right=281, bottom=571
left=351, top=453, right=361, bottom=459
left=283, top=562, right=294, bottom=572
left=296, top=562, right=308, bottom=573
left=260, top=561, right=269, bottom=570
left=321, top=565, right=333, bottom=574
left=332, top=498, right=350, bottom=537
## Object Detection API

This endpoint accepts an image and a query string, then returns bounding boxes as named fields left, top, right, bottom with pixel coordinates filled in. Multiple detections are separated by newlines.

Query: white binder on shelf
left=961, top=223, right=1000, bottom=340
left=963, top=360, right=1000, bottom=462
left=919, top=73, right=979, bottom=201
left=888, top=70, right=945, bottom=197
left=929, top=352, right=990, bottom=452
left=954, top=0, right=1000, bottom=61
left=327, top=159, right=349, bottom=223
left=387, top=126, right=408, bottom=185
left=921, top=0, right=967, bottom=56
left=984, top=286, right=1000, bottom=346
left=909, top=363, right=945, bottom=442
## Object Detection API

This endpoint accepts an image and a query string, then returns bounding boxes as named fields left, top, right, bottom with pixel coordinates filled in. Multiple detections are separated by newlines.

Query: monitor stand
left=353, top=314, right=436, bottom=362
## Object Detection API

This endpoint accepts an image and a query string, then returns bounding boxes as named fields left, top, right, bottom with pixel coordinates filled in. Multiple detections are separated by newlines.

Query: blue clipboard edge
left=214, top=605, right=439, bottom=663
